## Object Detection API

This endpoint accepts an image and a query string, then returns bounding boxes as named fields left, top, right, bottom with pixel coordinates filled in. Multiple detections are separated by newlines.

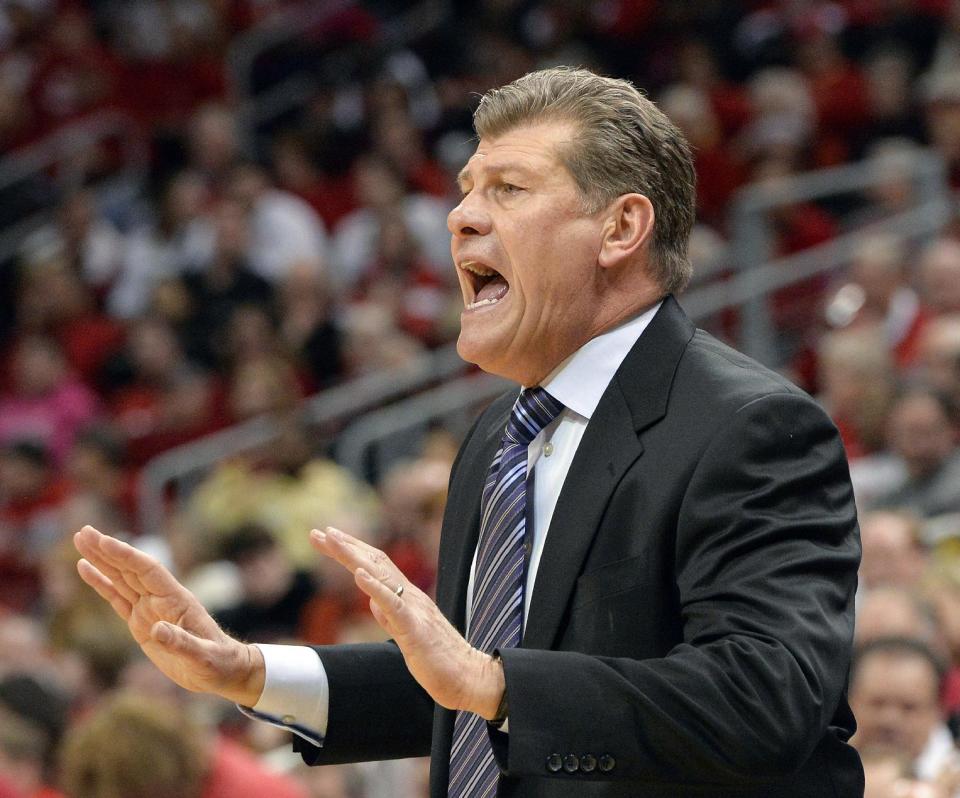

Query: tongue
left=476, top=275, right=508, bottom=302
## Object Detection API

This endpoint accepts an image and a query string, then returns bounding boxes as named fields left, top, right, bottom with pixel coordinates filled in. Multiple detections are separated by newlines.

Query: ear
left=597, top=194, right=655, bottom=270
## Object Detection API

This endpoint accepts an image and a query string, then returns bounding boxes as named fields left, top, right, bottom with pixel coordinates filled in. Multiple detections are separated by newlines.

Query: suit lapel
left=435, top=396, right=513, bottom=632
left=522, top=296, right=695, bottom=650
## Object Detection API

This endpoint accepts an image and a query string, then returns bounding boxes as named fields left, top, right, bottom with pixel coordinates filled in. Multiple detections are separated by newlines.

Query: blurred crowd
left=3, top=0, right=960, bottom=796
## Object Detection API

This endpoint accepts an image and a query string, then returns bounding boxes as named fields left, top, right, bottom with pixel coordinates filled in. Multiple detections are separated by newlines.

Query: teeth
left=461, top=260, right=497, bottom=277
left=467, top=296, right=502, bottom=309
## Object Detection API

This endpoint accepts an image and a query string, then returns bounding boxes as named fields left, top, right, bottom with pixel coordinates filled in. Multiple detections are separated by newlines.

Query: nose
left=447, top=192, right=491, bottom=239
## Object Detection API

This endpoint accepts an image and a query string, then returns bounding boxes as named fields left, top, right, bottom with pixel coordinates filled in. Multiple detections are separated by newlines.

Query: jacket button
left=547, top=753, right=563, bottom=772
left=599, top=754, right=616, bottom=772
left=580, top=753, right=597, bottom=773
left=563, top=754, right=579, bottom=773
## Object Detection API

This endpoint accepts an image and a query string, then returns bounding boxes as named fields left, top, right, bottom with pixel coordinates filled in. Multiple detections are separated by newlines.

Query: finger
left=312, top=528, right=397, bottom=584
left=368, top=596, right=397, bottom=636
left=150, top=620, right=216, bottom=665
left=325, top=526, right=382, bottom=556
left=355, top=567, right=407, bottom=617
left=96, top=534, right=183, bottom=597
left=77, top=559, right=133, bottom=620
left=77, top=525, right=153, bottom=584
left=75, top=526, right=147, bottom=597
left=81, top=553, right=140, bottom=605
left=74, top=531, right=140, bottom=605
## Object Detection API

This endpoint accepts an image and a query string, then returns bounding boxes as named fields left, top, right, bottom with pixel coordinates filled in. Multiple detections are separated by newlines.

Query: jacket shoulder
left=674, top=329, right=814, bottom=414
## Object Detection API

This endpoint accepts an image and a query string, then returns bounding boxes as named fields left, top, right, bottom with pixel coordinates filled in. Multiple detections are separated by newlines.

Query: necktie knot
left=504, top=387, right=565, bottom=447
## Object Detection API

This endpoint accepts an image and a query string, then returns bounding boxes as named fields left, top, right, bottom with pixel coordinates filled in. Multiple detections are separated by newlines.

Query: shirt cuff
left=237, top=644, right=329, bottom=747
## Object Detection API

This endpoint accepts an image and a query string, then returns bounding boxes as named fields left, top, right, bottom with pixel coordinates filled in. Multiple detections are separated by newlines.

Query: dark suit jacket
left=296, top=297, right=864, bottom=797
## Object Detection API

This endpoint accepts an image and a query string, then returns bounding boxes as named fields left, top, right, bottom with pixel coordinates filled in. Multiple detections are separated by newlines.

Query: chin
left=456, top=332, right=511, bottom=380
left=456, top=332, right=491, bottom=370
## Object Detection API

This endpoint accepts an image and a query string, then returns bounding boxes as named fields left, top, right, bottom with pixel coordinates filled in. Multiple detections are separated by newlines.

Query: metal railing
left=336, top=370, right=512, bottom=479
left=136, top=148, right=953, bottom=535
left=137, top=342, right=470, bottom=534
left=682, top=200, right=951, bottom=324
left=0, top=111, right=148, bottom=263
left=226, top=0, right=448, bottom=147
left=724, top=149, right=949, bottom=363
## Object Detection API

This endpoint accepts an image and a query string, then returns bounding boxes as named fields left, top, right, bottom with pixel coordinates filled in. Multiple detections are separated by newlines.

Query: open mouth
left=460, top=260, right=509, bottom=310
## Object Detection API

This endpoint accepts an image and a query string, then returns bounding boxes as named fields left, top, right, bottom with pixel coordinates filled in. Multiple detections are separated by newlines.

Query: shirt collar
left=540, top=300, right=662, bottom=421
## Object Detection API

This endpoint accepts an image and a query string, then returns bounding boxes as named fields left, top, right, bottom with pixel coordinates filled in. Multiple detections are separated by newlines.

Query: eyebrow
left=457, top=162, right=535, bottom=190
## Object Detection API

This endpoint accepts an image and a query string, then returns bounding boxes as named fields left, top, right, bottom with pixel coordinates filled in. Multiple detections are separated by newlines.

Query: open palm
left=74, top=525, right=263, bottom=705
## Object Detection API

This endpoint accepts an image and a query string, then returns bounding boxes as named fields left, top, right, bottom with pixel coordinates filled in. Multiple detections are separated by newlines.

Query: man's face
left=449, top=122, right=610, bottom=385
left=887, top=394, right=955, bottom=479
left=851, top=653, right=941, bottom=761
left=859, top=514, right=926, bottom=590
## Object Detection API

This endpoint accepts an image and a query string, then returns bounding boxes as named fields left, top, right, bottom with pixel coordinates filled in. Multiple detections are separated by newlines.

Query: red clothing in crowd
left=117, top=58, right=227, bottom=129
left=287, top=173, right=357, bottom=231
left=771, top=203, right=838, bottom=333
left=0, top=477, right=71, bottom=611
left=54, top=314, right=126, bottom=387
left=810, top=61, right=871, bottom=168
left=694, top=147, right=747, bottom=226
left=200, top=737, right=308, bottom=798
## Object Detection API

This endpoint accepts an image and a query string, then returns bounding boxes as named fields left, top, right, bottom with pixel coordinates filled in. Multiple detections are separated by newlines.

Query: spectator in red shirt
left=269, top=132, right=357, bottom=231
left=371, top=106, right=454, bottom=199
left=105, top=316, right=224, bottom=466
left=26, top=6, right=120, bottom=135
left=0, top=441, right=70, bottom=611
left=749, top=154, right=838, bottom=335
left=352, top=208, right=458, bottom=346
left=844, top=233, right=930, bottom=368
left=14, top=247, right=125, bottom=386
left=110, top=0, right=227, bottom=129
left=795, top=27, right=871, bottom=166
left=674, top=39, right=753, bottom=139
left=659, top=83, right=747, bottom=227
left=63, top=425, right=134, bottom=535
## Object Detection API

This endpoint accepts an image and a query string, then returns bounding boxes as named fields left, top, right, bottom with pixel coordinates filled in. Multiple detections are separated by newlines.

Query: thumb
left=151, top=621, right=207, bottom=658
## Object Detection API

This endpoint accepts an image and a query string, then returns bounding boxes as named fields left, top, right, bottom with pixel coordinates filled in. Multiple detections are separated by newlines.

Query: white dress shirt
left=246, top=302, right=662, bottom=744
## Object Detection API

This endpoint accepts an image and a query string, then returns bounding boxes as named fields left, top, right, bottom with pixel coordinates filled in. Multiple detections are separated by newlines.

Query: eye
left=497, top=183, right=524, bottom=195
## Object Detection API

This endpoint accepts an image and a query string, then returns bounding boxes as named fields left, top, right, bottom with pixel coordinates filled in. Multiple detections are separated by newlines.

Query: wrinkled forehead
left=458, top=121, right=579, bottom=186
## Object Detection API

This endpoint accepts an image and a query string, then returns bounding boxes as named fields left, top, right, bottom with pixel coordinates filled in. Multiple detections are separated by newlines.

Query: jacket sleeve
left=492, top=392, right=860, bottom=787
left=294, top=642, right=434, bottom=765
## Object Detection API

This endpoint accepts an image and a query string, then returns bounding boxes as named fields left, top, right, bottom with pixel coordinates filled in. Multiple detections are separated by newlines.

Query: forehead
left=857, top=653, right=938, bottom=696
left=458, top=121, right=577, bottom=184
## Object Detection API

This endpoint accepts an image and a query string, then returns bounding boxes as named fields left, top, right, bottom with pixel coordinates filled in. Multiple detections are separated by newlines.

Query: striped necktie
left=448, top=386, right=565, bottom=798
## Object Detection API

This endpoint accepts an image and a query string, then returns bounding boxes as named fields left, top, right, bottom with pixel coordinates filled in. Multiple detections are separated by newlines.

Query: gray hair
left=473, top=66, right=697, bottom=294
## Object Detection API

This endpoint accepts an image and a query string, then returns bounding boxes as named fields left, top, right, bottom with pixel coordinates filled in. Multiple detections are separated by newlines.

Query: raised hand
left=73, top=525, right=265, bottom=706
left=310, top=526, right=504, bottom=719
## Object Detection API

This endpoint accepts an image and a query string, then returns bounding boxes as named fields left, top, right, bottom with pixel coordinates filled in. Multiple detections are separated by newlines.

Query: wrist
left=465, top=648, right=506, bottom=721
left=231, top=643, right=266, bottom=707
